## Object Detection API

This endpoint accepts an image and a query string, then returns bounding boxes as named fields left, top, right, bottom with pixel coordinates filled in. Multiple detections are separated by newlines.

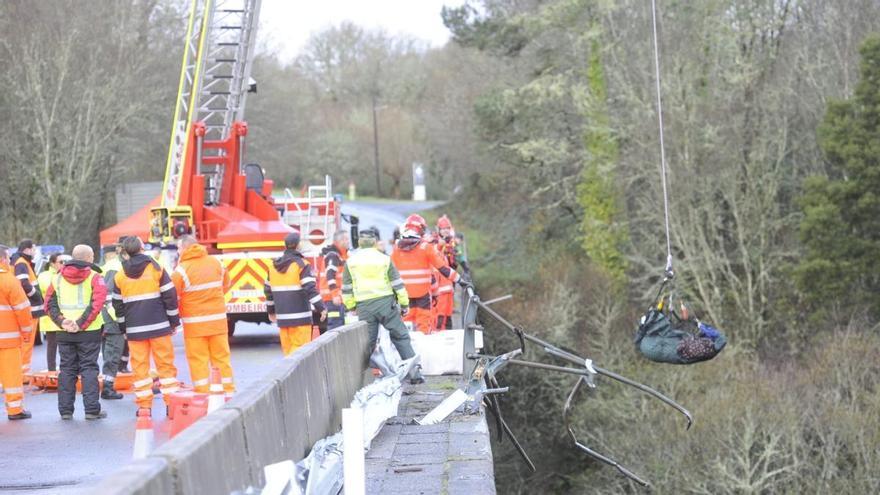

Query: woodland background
left=2, top=1, right=879, bottom=492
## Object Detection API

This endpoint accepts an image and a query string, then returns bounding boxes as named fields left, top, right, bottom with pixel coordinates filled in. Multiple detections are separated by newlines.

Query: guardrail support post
left=462, top=288, right=478, bottom=374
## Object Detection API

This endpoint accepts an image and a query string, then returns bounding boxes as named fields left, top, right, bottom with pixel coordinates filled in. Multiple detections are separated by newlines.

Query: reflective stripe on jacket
left=319, top=245, right=347, bottom=302
left=264, top=252, right=322, bottom=328
left=171, top=244, right=229, bottom=338
left=101, top=257, right=123, bottom=322
left=342, top=247, right=408, bottom=310
left=51, top=272, right=104, bottom=331
left=112, top=256, right=179, bottom=341
left=14, top=256, right=45, bottom=318
left=37, top=269, right=62, bottom=331
left=390, top=241, right=458, bottom=299
left=0, top=262, right=32, bottom=348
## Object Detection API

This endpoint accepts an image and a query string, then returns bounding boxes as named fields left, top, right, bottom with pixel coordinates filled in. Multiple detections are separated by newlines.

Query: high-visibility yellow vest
left=345, top=248, right=396, bottom=304
left=101, top=258, right=123, bottom=321
left=38, top=269, right=62, bottom=331
left=55, top=272, right=104, bottom=331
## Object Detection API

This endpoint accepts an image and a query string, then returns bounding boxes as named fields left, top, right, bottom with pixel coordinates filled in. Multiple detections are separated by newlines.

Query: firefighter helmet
left=437, top=215, right=453, bottom=230
left=404, top=214, right=427, bottom=235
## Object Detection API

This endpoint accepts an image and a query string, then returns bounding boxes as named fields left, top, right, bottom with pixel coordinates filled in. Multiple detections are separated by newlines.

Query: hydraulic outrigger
left=462, top=288, right=693, bottom=488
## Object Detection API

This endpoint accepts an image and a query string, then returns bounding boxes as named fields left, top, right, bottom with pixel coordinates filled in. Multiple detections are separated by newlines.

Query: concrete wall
left=89, top=321, right=370, bottom=495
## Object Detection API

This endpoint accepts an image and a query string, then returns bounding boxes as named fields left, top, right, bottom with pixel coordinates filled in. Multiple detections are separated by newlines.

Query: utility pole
left=372, top=94, right=382, bottom=197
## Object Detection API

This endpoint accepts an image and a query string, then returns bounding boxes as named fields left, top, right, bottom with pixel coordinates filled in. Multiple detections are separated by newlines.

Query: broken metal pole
left=472, top=296, right=694, bottom=430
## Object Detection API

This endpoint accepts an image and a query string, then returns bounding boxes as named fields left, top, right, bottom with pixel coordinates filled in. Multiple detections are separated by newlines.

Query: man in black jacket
left=45, top=245, right=108, bottom=420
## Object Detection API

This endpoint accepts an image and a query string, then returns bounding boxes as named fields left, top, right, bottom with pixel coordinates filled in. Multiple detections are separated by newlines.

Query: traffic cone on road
left=132, top=409, right=154, bottom=460
left=207, top=367, right=224, bottom=413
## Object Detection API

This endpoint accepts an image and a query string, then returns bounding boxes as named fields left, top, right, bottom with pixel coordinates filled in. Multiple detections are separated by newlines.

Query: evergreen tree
left=797, top=35, right=880, bottom=317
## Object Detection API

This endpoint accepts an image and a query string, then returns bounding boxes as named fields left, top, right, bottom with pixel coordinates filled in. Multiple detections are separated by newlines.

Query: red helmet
left=437, top=215, right=453, bottom=230
left=404, top=214, right=427, bottom=235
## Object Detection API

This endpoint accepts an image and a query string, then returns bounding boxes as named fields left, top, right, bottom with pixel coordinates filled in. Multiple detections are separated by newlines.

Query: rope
left=651, top=0, right=673, bottom=277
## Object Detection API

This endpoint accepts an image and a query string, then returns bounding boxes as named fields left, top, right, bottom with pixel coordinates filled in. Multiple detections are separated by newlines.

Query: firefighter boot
left=102, top=386, right=123, bottom=400
left=8, top=410, right=32, bottom=420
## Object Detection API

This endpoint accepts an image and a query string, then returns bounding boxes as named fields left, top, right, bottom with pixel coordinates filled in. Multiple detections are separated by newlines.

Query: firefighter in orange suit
left=0, top=244, right=33, bottom=420
left=319, top=231, right=350, bottom=331
left=11, top=239, right=44, bottom=378
left=111, top=237, right=180, bottom=416
left=171, top=235, right=234, bottom=397
left=0, top=246, right=33, bottom=420
left=391, top=214, right=468, bottom=334
left=434, top=215, right=459, bottom=330
left=265, top=232, right=327, bottom=356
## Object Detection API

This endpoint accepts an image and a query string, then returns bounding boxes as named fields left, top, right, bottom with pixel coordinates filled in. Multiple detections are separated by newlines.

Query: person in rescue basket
left=112, top=236, right=180, bottom=417
left=11, top=239, right=44, bottom=379
left=0, top=245, right=33, bottom=420
left=264, top=231, right=327, bottom=356
left=45, top=245, right=108, bottom=420
left=171, top=235, right=235, bottom=397
left=37, top=253, right=70, bottom=372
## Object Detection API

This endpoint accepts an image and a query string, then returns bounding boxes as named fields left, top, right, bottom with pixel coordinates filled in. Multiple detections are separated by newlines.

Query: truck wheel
left=34, top=330, right=43, bottom=346
left=228, top=317, right=238, bottom=338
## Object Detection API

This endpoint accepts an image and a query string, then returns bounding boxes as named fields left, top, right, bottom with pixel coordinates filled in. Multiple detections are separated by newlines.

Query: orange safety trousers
left=129, top=335, right=178, bottom=409
left=280, top=325, right=312, bottom=356
left=0, top=347, right=24, bottom=415
left=404, top=307, right=434, bottom=334
left=184, top=334, right=234, bottom=396
left=20, top=320, right=35, bottom=375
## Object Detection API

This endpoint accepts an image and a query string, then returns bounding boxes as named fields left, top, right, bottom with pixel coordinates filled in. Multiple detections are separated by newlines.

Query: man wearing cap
left=11, top=239, right=44, bottom=378
left=37, top=253, right=70, bottom=372
left=264, top=232, right=326, bottom=356
left=342, top=230, right=424, bottom=384
left=98, top=241, right=125, bottom=400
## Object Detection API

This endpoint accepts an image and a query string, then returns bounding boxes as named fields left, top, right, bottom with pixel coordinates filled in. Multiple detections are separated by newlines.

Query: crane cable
left=651, top=0, right=673, bottom=278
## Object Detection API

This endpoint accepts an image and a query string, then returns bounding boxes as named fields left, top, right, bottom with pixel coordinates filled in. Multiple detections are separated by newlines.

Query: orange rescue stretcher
left=27, top=371, right=136, bottom=392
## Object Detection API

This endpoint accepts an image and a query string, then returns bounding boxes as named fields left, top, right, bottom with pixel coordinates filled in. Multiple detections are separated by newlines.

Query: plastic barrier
left=168, top=392, right=209, bottom=437
left=88, top=321, right=370, bottom=495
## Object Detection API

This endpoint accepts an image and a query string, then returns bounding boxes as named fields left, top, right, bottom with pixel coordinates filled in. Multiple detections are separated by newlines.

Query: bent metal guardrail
left=90, top=322, right=370, bottom=495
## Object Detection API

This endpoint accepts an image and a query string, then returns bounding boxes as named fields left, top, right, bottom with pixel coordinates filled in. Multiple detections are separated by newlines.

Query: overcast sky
left=258, top=0, right=467, bottom=62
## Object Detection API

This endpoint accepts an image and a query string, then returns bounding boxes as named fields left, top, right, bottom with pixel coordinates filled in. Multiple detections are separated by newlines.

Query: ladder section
left=197, top=0, right=261, bottom=205
left=159, top=0, right=261, bottom=209
left=160, top=0, right=212, bottom=208
left=304, top=175, right=333, bottom=244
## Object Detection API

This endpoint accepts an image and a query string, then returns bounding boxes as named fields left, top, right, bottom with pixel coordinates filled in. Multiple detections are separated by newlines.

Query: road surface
left=0, top=200, right=439, bottom=494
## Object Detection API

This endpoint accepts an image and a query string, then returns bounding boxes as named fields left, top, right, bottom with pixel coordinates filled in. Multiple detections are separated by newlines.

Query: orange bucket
left=168, top=392, right=209, bottom=437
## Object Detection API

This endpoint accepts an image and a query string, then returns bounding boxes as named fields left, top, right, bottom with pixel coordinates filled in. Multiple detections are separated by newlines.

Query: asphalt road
left=0, top=200, right=439, bottom=494
left=340, top=200, right=444, bottom=243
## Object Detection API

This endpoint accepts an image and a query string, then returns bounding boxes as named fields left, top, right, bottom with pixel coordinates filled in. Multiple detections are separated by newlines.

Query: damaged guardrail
left=460, top=289, right=693, bottom=488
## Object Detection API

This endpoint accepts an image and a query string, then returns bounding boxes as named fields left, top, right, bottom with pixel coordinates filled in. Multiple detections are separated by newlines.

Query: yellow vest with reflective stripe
left=346, top=248, right=395, bottom=303
left=55, top=272, right=104, bottom=331
left=38, top=269, right=62, bottom=331
left=101, top=258, right=123, bottom=320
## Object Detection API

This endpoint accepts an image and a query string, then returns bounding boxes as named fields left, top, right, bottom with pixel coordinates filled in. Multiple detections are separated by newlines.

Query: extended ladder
left=160, top=0, right=261, bottom=209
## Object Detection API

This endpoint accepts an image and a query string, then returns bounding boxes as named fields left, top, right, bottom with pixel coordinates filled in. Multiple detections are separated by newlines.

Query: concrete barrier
left=225, top=377, right=288, bottom=487
left=84, top=457, right=174, bottom=495
left=90, top=321, right=370, bottom=495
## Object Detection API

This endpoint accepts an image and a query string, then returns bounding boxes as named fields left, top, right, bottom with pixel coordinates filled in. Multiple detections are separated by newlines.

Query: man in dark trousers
left=45, top=245, right=108, bottom=420
left=99, top=242, right=125, bottom=399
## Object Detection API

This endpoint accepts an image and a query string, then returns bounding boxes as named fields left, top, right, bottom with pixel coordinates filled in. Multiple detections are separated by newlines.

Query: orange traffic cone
left=207, top=367, right=224, bottom=413
left=132, top=409, right=154, bottom=460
